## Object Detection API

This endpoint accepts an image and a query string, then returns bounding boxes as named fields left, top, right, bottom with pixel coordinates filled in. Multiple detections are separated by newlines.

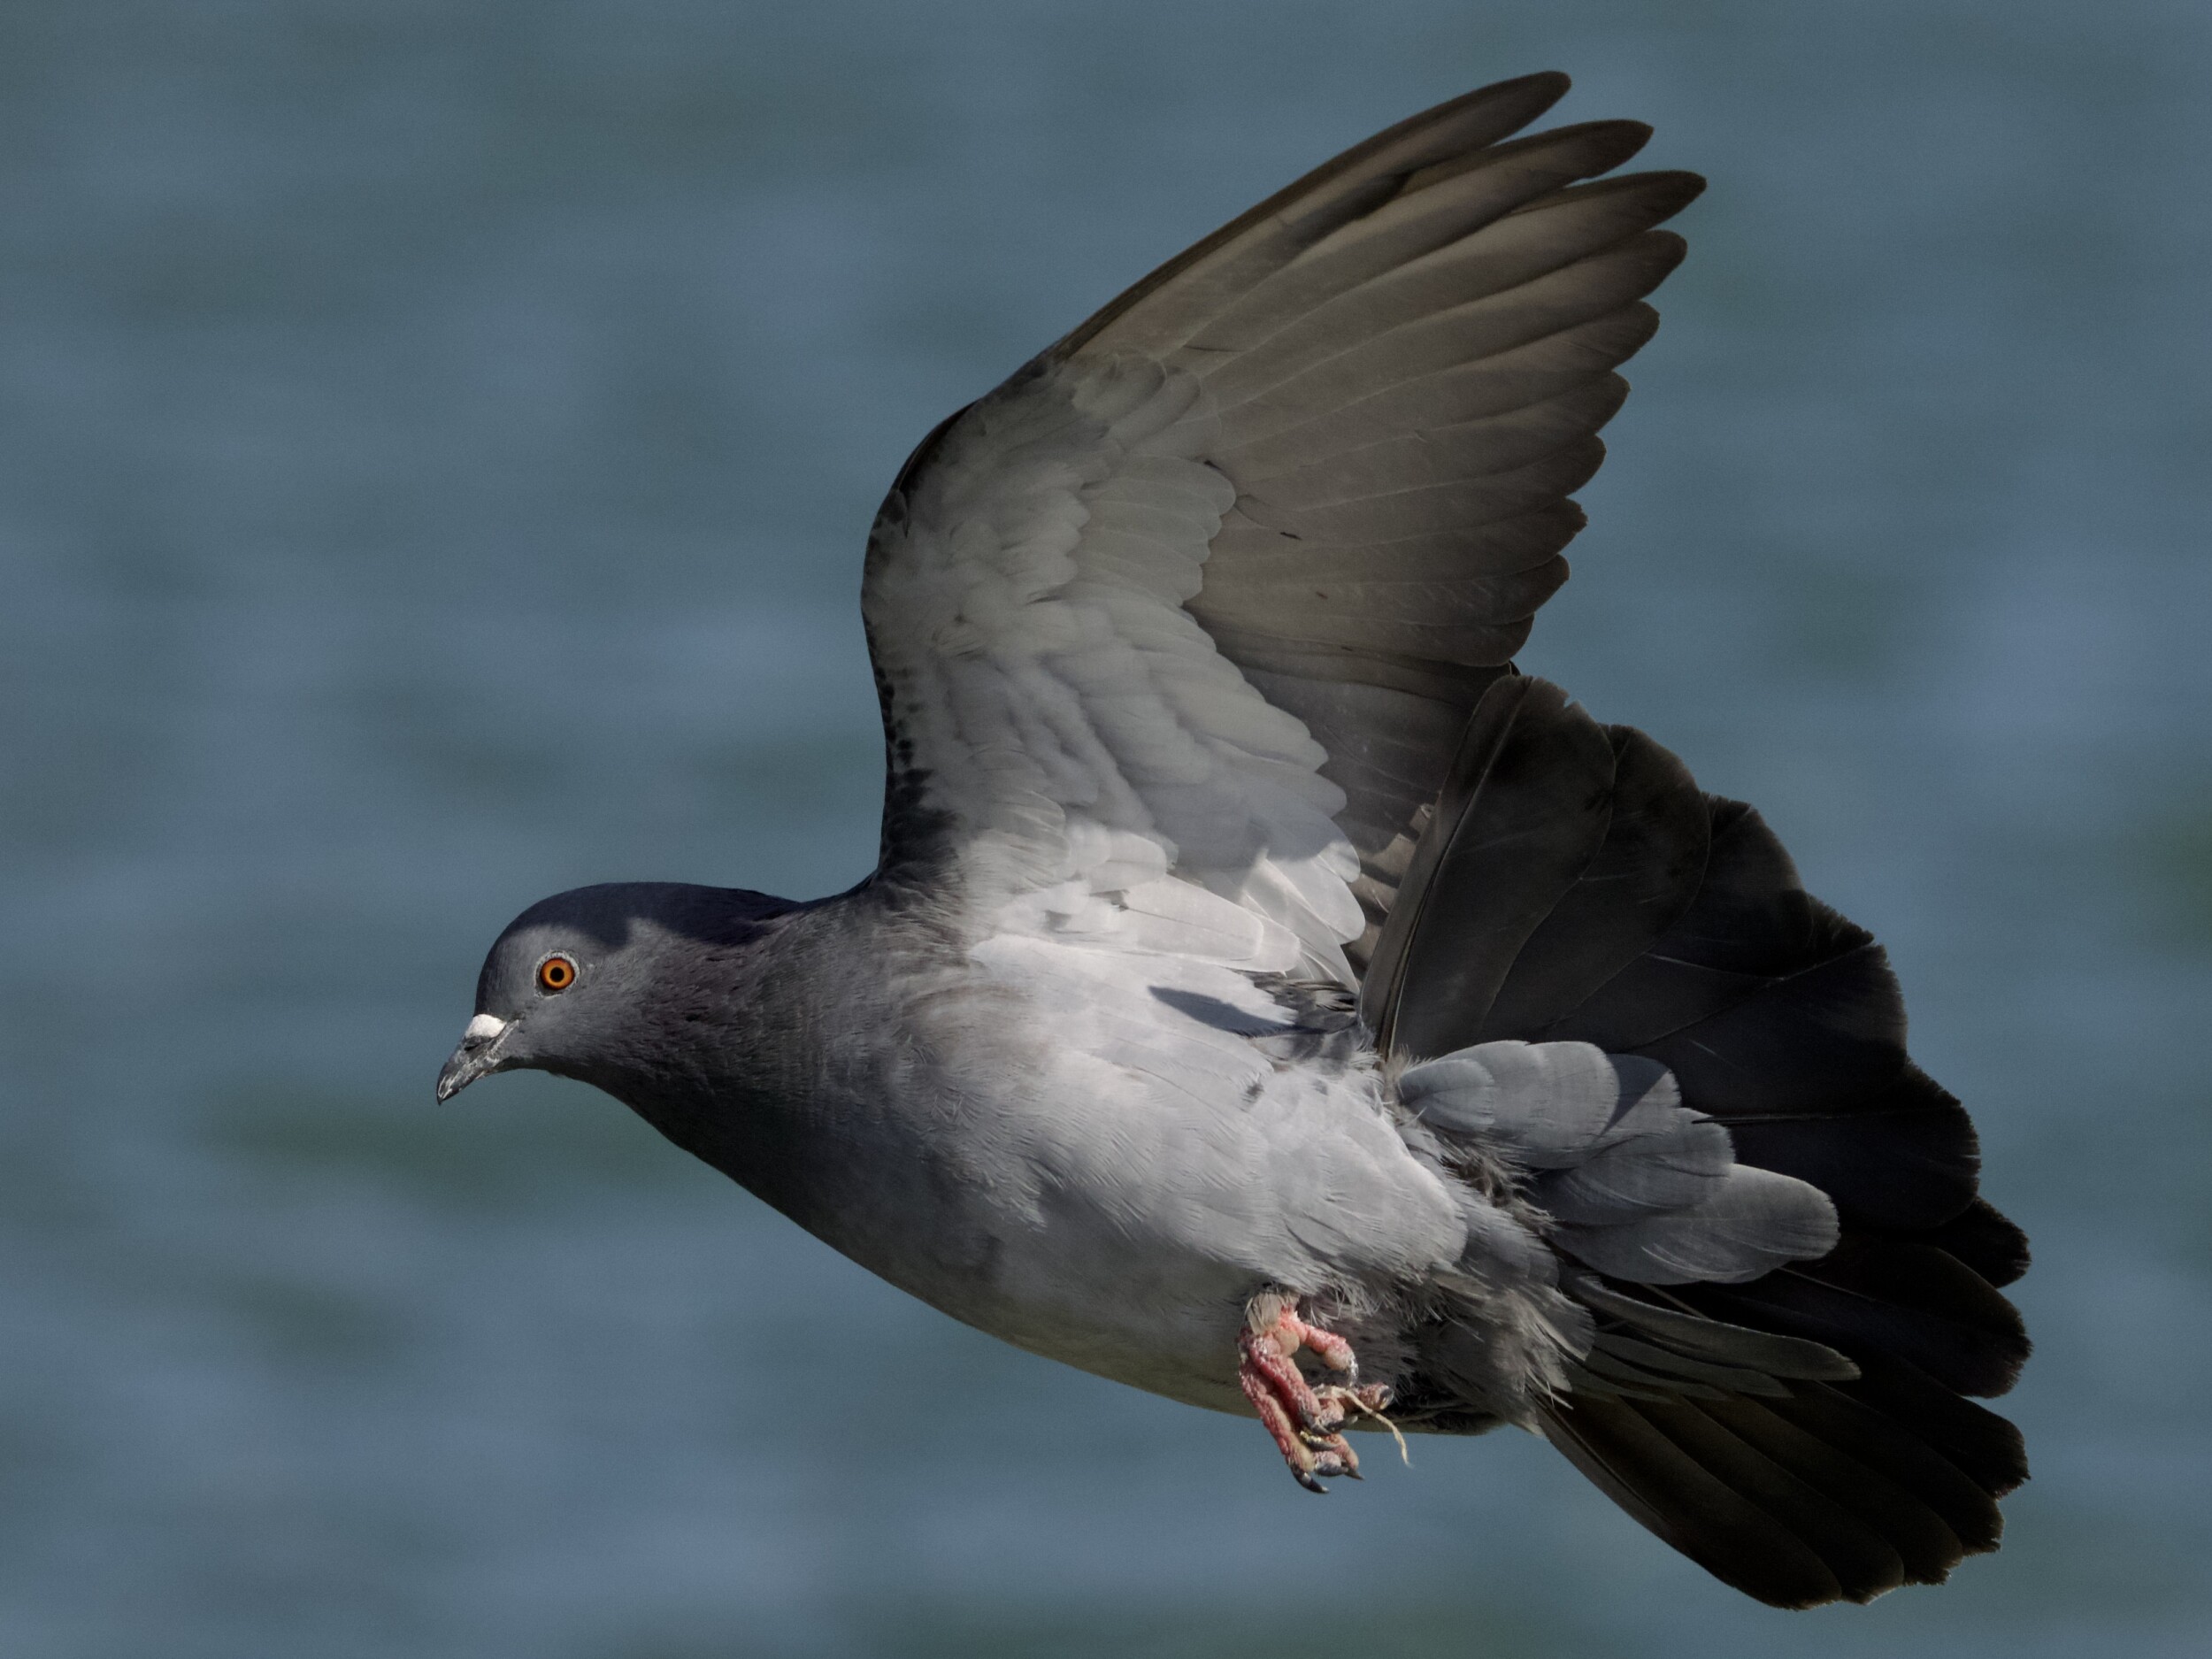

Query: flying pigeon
left=438, top=72, right=2029, bottom=1608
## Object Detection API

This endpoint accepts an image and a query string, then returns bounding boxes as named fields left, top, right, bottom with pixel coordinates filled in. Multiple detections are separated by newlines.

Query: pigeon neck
left=607, top=879, right=932, bottom=1240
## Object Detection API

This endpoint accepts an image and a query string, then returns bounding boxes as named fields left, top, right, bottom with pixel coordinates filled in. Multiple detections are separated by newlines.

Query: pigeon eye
left=536, top=954, right=578, bottom=993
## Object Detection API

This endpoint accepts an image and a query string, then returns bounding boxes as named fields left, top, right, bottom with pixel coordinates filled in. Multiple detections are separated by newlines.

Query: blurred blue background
left=2, top=3, right=2207, bottom=1655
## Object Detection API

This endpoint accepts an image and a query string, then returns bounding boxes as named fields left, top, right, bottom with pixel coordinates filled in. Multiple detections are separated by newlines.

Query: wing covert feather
left=863, top=73, right=1698, bottom=972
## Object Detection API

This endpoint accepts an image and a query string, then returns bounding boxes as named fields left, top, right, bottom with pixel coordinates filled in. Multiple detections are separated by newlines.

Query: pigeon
left=438, top=72, right=2029, bottom=1609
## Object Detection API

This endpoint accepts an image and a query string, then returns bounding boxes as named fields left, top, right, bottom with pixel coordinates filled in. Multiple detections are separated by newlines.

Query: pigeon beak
left=436, top=1012, right=511, bottom=1102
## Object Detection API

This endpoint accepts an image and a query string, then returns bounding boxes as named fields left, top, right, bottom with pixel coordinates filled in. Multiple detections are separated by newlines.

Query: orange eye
left=536, top=954, right=578, bottom=993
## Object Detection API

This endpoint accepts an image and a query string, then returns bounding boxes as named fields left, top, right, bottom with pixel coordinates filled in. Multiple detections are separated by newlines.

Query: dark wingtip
left=1460, top=69, right=1572, bottom=111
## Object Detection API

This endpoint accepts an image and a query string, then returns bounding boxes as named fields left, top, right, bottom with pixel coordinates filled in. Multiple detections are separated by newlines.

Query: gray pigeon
left=439, top=73, right=2028, bottom=1608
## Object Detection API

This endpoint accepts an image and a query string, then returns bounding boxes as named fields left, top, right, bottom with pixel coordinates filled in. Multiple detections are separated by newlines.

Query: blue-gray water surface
left=4, top=4, right=2208, bottom=1655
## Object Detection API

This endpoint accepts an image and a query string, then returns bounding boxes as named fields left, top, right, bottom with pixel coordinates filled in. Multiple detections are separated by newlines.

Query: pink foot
left=1236, top=1293, right=1394, bottom=1493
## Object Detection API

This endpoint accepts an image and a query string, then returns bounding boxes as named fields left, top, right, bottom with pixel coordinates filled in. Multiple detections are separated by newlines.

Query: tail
left=1366, top=676, right=2028, bottom=1609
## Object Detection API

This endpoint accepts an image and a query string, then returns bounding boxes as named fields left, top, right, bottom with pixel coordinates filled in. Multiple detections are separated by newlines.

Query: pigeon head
left=435, top=881, right=793, bottom=1104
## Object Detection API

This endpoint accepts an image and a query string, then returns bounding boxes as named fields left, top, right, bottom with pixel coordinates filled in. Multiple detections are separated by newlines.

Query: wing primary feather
left=1049, top=74, right=1578, bottom=361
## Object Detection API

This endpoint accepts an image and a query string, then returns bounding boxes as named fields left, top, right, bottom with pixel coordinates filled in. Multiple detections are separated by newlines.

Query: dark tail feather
left=1541, top=1379, right=2008, bottom=1605
left=1370, top=676, right=2028, bottom=1606
left=1540, top=1392, right=1859, bottom=1608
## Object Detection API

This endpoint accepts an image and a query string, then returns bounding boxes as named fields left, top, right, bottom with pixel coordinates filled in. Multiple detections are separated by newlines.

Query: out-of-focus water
left=2, top=3, right=2207, bottom=1655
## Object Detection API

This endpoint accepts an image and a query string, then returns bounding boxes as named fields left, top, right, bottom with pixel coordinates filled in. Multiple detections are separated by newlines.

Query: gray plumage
left=441, top=72, right=2027, bottom=1610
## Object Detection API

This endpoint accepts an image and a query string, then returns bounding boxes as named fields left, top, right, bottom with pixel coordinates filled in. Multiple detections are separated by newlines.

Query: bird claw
left=1235, top=1294, right=1395, bottom=1494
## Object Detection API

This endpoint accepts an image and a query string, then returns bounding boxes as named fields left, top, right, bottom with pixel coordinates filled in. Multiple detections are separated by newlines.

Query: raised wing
left=861, top=72, right=1701, bottom=975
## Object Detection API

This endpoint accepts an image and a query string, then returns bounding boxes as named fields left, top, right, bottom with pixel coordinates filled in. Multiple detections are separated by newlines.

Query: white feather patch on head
left=465, top=1013, right=508, bottom=1042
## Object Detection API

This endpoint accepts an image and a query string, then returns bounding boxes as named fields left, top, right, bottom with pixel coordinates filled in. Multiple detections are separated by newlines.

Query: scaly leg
left=1236, top=1291, right=1394, bottom=1493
